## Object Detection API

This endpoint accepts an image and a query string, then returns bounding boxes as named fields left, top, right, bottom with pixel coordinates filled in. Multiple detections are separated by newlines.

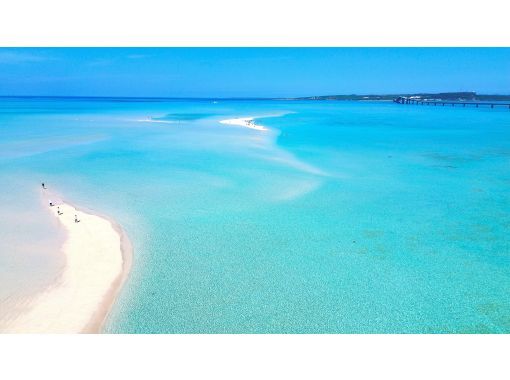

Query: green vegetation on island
left=291, top=92, right=510, bottom=102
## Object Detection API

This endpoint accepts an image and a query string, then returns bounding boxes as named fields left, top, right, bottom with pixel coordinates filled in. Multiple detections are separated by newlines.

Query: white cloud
left=127, top=54, right=149, bottom=60
left=87, top=58, right=114, bottom=66
left=0, top=50, right=53, bottom=64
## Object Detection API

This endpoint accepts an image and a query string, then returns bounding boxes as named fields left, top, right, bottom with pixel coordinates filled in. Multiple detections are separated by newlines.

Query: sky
left=0, top=48, right=509, bottom=97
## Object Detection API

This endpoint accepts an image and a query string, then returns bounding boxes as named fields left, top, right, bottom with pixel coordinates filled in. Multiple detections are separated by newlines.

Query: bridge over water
left=394, top=97, right=510, bottom=109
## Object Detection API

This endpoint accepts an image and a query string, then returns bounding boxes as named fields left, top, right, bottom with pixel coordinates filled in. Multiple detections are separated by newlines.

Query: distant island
left=290, top=92, right=510, bottom=102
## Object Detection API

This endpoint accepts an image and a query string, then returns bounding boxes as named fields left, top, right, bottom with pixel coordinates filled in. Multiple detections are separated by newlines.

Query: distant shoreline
left=291, top=91, right=510, bottom=102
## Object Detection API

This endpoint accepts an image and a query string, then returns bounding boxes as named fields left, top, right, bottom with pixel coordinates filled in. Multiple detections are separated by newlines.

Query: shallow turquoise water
left=1, top=98, right=509, bottom=333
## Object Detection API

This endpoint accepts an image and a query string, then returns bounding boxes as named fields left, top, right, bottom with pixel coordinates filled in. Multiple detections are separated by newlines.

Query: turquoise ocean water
left=1, top=97, right=509, bottom=333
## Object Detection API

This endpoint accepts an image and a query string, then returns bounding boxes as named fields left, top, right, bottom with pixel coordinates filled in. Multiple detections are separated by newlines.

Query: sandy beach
left=220, top=117, right=268, bottom=131
left=1, top=192, right=131, bottom=333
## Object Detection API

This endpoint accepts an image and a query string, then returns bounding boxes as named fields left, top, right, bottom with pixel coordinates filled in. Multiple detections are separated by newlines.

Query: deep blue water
left=1, top=98, right=509, bottom=333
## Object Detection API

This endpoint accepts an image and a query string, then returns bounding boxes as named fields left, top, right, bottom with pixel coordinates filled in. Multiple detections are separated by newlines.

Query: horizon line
left=1, top=92, right=510, bottom=100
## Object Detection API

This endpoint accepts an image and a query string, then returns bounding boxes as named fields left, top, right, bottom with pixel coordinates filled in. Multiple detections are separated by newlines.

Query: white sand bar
left=220, top=117, right=268, bottom=131
left=2, top=199, right=131, bottom=333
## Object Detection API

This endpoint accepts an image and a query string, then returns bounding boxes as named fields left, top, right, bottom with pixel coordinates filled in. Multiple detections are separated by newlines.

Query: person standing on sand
left=74, top=214, right=80, bottom=223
